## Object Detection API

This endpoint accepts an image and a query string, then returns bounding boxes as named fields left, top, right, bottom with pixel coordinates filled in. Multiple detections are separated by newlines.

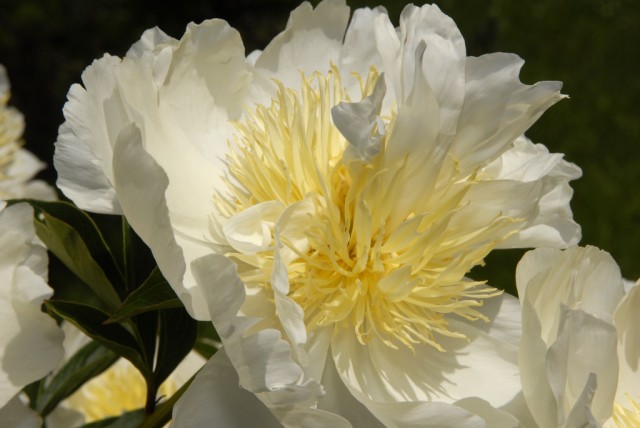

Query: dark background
left=1, top=0, right=638, bottom=291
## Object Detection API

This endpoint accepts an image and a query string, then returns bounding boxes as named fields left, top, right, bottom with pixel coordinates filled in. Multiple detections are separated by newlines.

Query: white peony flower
left=0, top=65, right=56, bottom=201
left=55, top=0, right=582, bottom=425
left=0, top=203, right=64, bottom=418
left=516, top=245, right=640, bottom=427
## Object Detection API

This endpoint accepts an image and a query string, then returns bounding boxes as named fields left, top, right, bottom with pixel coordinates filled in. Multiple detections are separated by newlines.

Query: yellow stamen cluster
left=66, top=359, right=176, bottom=423
left=611, top=394, right=640, bottom=428
left=218, top=66, right=515, bottom=350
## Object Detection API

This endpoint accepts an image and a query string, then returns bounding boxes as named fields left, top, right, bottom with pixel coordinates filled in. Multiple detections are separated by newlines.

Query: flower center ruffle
left=216, top=66, right=517, bottom=351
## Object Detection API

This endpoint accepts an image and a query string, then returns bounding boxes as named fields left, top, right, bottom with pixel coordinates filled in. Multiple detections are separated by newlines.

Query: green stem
left=121, top=216, right=136, bottom=291
left=144, top=376, right=158, bottom=415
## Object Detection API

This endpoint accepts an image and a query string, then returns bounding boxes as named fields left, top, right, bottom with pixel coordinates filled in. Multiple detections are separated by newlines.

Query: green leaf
left=140, top=373, right=197, bottom=428
left=22, top=379, right=44, bottom=410
left=81, top=409, right=144, bottom=428
left=35, top=341, right=119, bottom=417
left=194, top=321, right=220, bottom=359
left=10, top=199, right=123, bottom=310
left=153, top=308, right=198, bottom=387
left=45, top=300, right=146, bottom=373
left=106, top=268, right=182, bottom=324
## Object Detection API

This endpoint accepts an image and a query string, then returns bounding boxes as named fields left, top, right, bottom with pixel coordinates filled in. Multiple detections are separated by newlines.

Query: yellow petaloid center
left=218, top=67, right=511, bottom=350
left=66, top=359, right=176, bottom=423
left=611, top=394, right=640, bottom=428
left=0, top=88, right=22, bottom=181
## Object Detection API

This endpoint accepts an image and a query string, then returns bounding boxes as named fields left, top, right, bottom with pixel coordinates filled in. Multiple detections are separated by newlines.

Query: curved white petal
left=255, top=0, right=350, bottom=88
left=331, top=293, right=522, bottom=425
left=0, top=65, right=56, bottom=201
left=54, top=54, right=124, bottom=214
left=339, top=6, right=387, bottom=97
left=374, top=3, right=465, bottom=129
left=112, top=124, right=208, bottom=319
left=172, top=349, right=282, bottom=428
left=0, top=149, right=57, bottom=200
left=489, top=136, right=582, bottom=249
left=0, top=395, right=42, bottom=428
left=332, top=320, right=520, bottom=407
left=517, top=246, right=627, bottom=427
left=318, top=354, right=386, bottom=427
left=612, top=282, right=640, bottom=411
left=0, top=203, right=64, bottom=408
left=454, top=53, right=565, bottom=173
left=0, top=64, right=9, bottom=95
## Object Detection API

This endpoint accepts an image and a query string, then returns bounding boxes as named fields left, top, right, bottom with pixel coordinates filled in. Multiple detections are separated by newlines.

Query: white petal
left=171, top=349, right=282, bottom=428
left=272, top=224, right=307, bottom=354
left=255, top=0, right=350, bottom=87
left=564, top=373, right=599, bottom=428
left=332, top=76, right=387, bottom=162
left=126, top=26, right=173, bottom=59
left=383, top=43, right=446, bottom=220
left=482, top=136, right=580, bottom=183
left=356, top=399, right=485, bottom=428
left=454, top=53, right=565, bottom=172
left=332, top=314, right=520, bottom=408
left=339, top=6, right=388, bottom=96
left=469, top=292, right=522, bottom=347
left=516, top=246, right=625, bottom=344
left=112, top=124, right=209, bottom=320
left=223, top=201, right=285, bottom=254
left=0, top=64, right=9, bottom=95
left=398, top=4, right=466, bottom=133
left=0, top=395, right=42, bottom=428
left=0, top=204, right=64, bottom=407
left=489, top=136, right=582, bottom=249
left=545, top=310, right=617, bottom=424
left=54, top=55, right=123, bottom=214
left=516, top=246, right=626, bottom=426
left=455, top=397, right=522, bottom=428
left=116, top=19, right=250, bottom=246
left=613, top=283, right=640, bottom=404
left=45, top=405, right=85, bottom=428
left=317, top=342, right=385, bottom=427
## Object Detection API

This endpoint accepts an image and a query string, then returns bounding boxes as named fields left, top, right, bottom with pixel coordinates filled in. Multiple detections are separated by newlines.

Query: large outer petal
left=332, top=294, right=523, bottom=426
left=56, top=18, right=254, bottom=234
left=0, top=203, right=64, bottom=408
left=112, top=124, right=207, bottom=319
left=453, top=53, right=565, bottom=174
left=338, top=6, right=387, bottom=97
left=54, top=54, right=125, bottom=213
left=106, top=19, right=258, bottom=318
left=517, top=246, right=625, bottom=427
left=254, top=0, right=350, bottom=89
left=172, top=349, right=282, bottom=428
left=373, top=3, right=465, bottom=132
left=611, top=282, right=640, bottom=417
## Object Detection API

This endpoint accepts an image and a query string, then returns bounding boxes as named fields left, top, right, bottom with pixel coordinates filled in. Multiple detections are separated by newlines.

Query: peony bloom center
left=218, top=67, right=518, bottom=351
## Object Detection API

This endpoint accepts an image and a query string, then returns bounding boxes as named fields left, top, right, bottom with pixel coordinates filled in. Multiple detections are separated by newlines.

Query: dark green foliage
left=11, top=199, right=204, bottom=426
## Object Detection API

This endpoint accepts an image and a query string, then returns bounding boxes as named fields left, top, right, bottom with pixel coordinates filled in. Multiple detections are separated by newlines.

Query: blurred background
left=1, top=0, right=638, bottom=292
